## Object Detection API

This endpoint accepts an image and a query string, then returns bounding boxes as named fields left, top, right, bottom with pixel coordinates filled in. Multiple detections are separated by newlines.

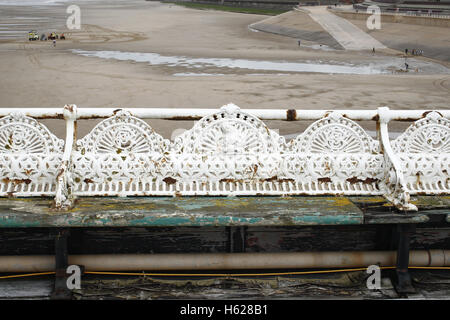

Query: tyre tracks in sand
left=21, top=24, right=151, bottom=81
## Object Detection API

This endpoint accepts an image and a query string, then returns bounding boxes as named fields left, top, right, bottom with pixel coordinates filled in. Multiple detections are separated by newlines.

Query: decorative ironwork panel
left=285, top=112, right=383, bottom=194
left=392, top=112, right=450, bottom=195
left=72, top=106, right=385, bottom=197
left=0, top=113, right=64, bottom=196
left=289, top=112, right=379, bottom=154
left=0, top=105, right=447, bottom=212
left=73, top=110, right=170, bottom=195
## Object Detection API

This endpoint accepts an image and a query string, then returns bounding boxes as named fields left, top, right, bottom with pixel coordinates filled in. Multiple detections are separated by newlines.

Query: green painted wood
left=363, top=212, right=429, bottom=224
left=349, top=196, right=449, bottom=224
left=413, top=196, right=450, bottom=213
left=0, top=195, right=447, bottom=228
left=0, top=196, right=363, bottom=228
left=349, top=195, right=450, bottom=210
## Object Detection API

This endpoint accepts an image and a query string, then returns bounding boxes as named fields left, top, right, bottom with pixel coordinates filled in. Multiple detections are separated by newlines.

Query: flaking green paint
left=0, top=196, right=447, bottom=228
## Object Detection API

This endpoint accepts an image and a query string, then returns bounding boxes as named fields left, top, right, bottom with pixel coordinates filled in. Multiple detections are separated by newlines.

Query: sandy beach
left=0, top=0, right=449, bottom=139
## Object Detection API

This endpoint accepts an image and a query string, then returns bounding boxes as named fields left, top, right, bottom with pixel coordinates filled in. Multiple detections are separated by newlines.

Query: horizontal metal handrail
left=1, top=107, right=449, bottom=121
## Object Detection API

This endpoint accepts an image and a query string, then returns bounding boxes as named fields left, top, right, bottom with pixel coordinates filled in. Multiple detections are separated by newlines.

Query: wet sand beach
left=0, top=0, right=449, bottom=139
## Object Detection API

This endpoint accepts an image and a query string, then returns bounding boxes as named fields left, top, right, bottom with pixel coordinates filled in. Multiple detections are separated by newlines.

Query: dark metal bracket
left=50, top=229, right=72, bottom=300
left=394, top=224, right=416, bottom=294
left=228, top=226, right=246, bottom=253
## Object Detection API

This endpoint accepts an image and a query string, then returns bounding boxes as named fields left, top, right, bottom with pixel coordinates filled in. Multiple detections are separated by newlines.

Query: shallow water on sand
left=72, top=49, right=450, bottom=76
left=0, top=0, right=71, bottom=5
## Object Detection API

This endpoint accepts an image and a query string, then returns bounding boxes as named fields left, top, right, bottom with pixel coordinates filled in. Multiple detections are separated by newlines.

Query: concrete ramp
left=303, top=6, right=386, bottom=50
left=249, top=10, right=344, bottom=49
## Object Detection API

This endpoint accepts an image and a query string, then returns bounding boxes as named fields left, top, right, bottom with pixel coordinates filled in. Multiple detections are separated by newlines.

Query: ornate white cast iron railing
left=0, top=104, right=448, bottom=212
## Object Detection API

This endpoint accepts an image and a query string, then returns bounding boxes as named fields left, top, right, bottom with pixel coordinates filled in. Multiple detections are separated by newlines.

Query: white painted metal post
left=54, top=105, right=77, bottom=210
left=377, top=107, right=417, bottom=211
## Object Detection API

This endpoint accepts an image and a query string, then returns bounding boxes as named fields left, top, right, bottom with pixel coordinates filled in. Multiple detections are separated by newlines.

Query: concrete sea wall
left=330, top=9, right=450, bottom=27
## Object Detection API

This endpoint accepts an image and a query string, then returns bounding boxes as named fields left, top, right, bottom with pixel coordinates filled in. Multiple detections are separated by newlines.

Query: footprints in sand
left=23, top=45, right=41, bottom=67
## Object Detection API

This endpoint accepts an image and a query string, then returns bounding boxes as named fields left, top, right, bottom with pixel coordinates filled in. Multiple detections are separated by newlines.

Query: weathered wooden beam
left=0, top=196, right=448, bottom=228
left=350, top=196, right=450, bottom=224
left=0, top=197, right=364, bottom=227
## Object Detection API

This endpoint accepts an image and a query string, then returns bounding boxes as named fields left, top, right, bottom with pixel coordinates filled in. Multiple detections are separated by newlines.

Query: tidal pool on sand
left=72, top=49, right=385, bottom=75
left=72, top=49, right=449, bottom=76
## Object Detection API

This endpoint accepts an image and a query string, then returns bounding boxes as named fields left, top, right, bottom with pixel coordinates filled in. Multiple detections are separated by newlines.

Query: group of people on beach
left=405, top=48, right=424, bottom=56
left=37, top=32, right=65, bottom=47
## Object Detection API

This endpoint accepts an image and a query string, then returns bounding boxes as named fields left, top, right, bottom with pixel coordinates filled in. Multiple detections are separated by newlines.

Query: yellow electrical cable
left=409, top=266, right=450, bottom=270
left=84, top=267, right=392, bottom=277
left=0, top=266, right=449, bottom=280
left=0, top=271, right=55, bottom=280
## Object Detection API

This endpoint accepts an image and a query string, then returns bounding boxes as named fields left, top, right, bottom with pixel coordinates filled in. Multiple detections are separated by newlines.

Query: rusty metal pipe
left=74, top=108, right=450, bottom=121
left=0, top=109, right=64, bottom=119
left=77, top=108, right=381, bottom=121
left=0, top=250, right=448, bottom=273
left=2, top=108, right=449, bottom=121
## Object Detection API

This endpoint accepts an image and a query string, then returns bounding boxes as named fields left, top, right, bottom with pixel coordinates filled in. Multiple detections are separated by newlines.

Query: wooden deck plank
left=0, top=279, right=52, bottom=299
left=349, top=196, right=450, bottom=224
left=0, top=195, right=447, bottom=228
left=0, top=196, right=363, bottom=227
